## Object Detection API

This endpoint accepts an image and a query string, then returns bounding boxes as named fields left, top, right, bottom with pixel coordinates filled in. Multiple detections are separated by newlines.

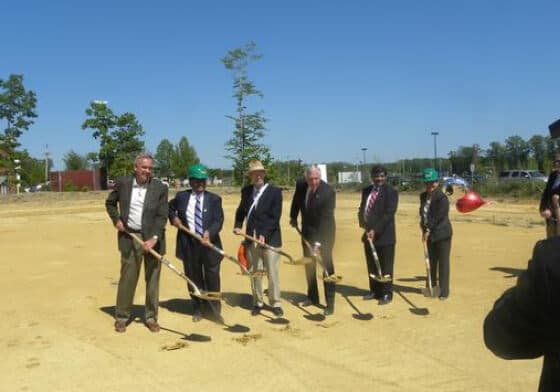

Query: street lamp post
left=431, top=131, right=439, bottom=171
left=361, top=147, right=368, bottom=182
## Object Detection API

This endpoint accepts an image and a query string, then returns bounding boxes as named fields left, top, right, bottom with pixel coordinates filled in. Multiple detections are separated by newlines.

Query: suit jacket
left=484, top=237, right=560, bottom=391
left=234, top=183, right=282, bottom=247
left=358, top=183, right=398, bottom=246
left=540, top=170, right=560, bottom=212
left=419, top=188, right=452, bottom=243
left=168, top=189, right=224, bottom=262
left=290, top=179, right=336, bottom=248
left=105, top=176, right=168, bottom=254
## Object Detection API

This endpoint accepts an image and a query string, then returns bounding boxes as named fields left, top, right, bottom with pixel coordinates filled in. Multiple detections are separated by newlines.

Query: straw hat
left=247, top=160, right=266, bottom=173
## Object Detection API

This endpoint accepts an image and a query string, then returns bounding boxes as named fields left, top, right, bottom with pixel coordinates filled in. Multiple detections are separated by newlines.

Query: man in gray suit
left=105, top=153, right=168, bottom=333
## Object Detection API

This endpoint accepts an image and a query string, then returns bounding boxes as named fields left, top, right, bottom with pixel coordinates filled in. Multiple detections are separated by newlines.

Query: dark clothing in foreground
left=484, top=237, right=560, bottom=392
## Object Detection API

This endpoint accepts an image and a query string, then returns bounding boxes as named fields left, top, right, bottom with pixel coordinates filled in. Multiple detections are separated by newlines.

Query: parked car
left=443, top=176, right=470, bottom=188
left=498, top=170, right=547, bottom=183
left=387, top=176, right=411, bottom=187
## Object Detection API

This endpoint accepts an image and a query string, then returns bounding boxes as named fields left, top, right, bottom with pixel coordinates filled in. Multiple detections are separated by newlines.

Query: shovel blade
left=369, top=273, right=392, bottom=283
left=192, top=291, right=222, bottom=301
left=287, top=257, right=313, bottom=265
left=323, top=274, right=342, bottom=283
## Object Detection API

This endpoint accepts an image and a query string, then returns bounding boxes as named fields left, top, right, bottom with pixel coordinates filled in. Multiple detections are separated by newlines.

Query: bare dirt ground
left=0, top=189, right=545, bottom=391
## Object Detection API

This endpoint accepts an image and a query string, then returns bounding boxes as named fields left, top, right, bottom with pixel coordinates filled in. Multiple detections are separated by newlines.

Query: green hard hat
left=422, top=168, right=439, bottom=182
left=188, top=163, right=208, bottom=180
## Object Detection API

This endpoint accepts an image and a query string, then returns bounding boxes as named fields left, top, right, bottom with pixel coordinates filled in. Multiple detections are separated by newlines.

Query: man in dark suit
left=358, top=165, right=398, bottom=305
left=234, top=160, right=284, bottom=317
left=169, top=163, right=224, bottom=323
left=484, top=237, right=560, bottom=391
left=290, top=165, right=337, bottom=316
left=105, top=153, right=168, bottom=333
left=539, top=154, right=560, bottom=238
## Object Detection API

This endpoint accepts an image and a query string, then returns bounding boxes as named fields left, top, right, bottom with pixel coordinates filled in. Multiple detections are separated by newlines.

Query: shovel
left=235, top=232, right=311, bottom=265
left=176, top=223, right=265, bottom=278
left=293, top=226, right=342, bottom=283
left=127, top=232, right=221, bottom=301
left=366, top=238, right=392, bottom=283
left=422, top=241, right=438, bottom=298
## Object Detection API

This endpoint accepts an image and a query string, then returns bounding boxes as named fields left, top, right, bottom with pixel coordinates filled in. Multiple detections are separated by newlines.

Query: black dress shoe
left=323, top=307, right=334, bottom=316
left=251, top=305, right=262, bottom=316
left=192, top=310, right=203, bottom=322
left=363, top=291, right=377, bottom=300
left=378, top=293, right=393, bottom=305
left=272, top=307, right=284, bottom=317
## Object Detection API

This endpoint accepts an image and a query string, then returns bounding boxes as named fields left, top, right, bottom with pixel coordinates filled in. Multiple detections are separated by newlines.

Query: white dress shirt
left=127, top=178, right=148, bottom=230
left=186, top=191, right=204, bottom=230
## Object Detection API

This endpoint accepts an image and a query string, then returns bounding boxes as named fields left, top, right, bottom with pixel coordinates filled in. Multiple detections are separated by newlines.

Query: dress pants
left=115, top=235, right=161, bottom=322
left=303, top=241, right=336, bottom=310
left=182, top=242, right=222, bottom=314
left=246, top=245, right=281, bottom=308
left=363, top=242, right=394, bottom=296
left=427, top=237, right=452, bottom=297
left=546, top=218, right=560, bottom=239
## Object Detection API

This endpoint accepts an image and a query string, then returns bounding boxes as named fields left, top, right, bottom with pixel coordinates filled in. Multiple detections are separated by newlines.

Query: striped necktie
left=365, top=187, right=379, bottom=217
left=194, top=194, right=203, bottom=236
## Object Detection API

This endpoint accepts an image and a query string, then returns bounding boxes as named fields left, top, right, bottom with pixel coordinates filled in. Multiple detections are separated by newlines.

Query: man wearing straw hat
left=234, top=160, right=284, bottom=317
left=169, top=163, right=224, bottom=323
left=290, top=165, right=337, bottom=316
left=105, top=153, right=168, bottom=333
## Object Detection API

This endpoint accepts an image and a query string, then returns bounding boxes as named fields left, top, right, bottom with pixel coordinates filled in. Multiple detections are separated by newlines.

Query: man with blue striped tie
left=169, top=164, right=225, bottom=323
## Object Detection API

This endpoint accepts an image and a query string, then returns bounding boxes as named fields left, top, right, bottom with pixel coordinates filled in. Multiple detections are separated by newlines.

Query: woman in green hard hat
left=419, top=168, right=453, bottom=300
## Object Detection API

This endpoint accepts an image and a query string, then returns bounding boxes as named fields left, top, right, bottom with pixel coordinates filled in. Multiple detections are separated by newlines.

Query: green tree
left=81, top=101, right=145, bottom=178
left=486, top=141, right=506, bottom=175
left=154, top=138, right=174, bottom=178
left=171, top=136, right=199, bottom=179
left=0, top=74, right=37, bottom=156
left=504, top=135, right=530, bottom=168
left=222, top=41, right=271, bottom=185
left=528, top=134, right=547, bottom=172
left=63, top=150, right=89, bottom=170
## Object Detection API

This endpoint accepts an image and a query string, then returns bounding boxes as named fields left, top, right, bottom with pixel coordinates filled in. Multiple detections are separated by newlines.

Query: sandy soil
left=0, top=189, right=545, bottom=391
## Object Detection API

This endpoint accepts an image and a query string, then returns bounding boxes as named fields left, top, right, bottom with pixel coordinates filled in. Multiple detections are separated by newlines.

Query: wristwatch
left=152, top=235, right=159, bottom=241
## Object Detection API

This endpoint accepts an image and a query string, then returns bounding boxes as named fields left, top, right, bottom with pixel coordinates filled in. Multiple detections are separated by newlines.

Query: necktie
left=306, top=190, right=314, bottom=209
left=194, top=194, right=203, bottom=236
left=365, top=188, right=379, bottom=216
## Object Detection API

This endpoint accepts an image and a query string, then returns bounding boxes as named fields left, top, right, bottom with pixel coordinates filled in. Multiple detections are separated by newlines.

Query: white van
left=498, top=170, right=547, bottom=183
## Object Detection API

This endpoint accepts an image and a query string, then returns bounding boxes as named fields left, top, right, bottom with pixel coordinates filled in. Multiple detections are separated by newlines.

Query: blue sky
left=2, top=0, right=560, bottom=170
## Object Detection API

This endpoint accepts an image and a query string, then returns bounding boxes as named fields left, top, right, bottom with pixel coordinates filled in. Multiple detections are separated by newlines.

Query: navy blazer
left=358, top=183, right=398, bottom=246
left=290, top=179, right=336, bottom=249
left=105, top=176, right=168, bottom=254
left=419, top=189, right=453, bottom=243
left=168, top=189, right=224, bottom=262
left=234, top=183, right=282, bottom=247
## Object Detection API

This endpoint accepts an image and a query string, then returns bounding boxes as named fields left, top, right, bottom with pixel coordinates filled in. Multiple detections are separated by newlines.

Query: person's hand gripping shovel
left=127, top=232, right=221, bottom=301
left=366, top=237, right=392, bottom=283
left=293, top=225, right=341, bottom=283
left=234, top=231, right=311, bottom=266
left=175, top=223, right=265, bottom=278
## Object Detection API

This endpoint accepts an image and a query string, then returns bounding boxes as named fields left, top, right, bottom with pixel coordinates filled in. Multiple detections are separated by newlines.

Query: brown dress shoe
left=114, top=320, right=127, bottom=333
left=146, top=319, right=160, bottom=333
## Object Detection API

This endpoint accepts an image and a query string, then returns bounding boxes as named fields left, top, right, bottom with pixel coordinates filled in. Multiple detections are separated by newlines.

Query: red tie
left=365, top=188, right=378, bottom=216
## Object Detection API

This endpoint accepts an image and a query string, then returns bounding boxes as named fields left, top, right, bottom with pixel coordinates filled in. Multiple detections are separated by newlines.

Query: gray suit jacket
left=105, top=176, right=168, bottom=254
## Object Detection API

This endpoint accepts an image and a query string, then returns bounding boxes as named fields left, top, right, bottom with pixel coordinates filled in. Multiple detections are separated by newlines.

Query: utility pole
left=361, top=147, right=368, bottom=182
left=431, top=131, right=439, bottom=171
left=44, top=144, right=50, bottom=183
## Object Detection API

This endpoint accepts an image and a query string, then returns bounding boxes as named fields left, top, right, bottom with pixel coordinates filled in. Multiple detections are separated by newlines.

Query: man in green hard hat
left=169, top=163, right=225, bottom=323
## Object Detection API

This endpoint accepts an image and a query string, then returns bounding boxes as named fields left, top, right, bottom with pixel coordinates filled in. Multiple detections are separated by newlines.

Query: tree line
left=2, top=41, right=559, bottom=190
